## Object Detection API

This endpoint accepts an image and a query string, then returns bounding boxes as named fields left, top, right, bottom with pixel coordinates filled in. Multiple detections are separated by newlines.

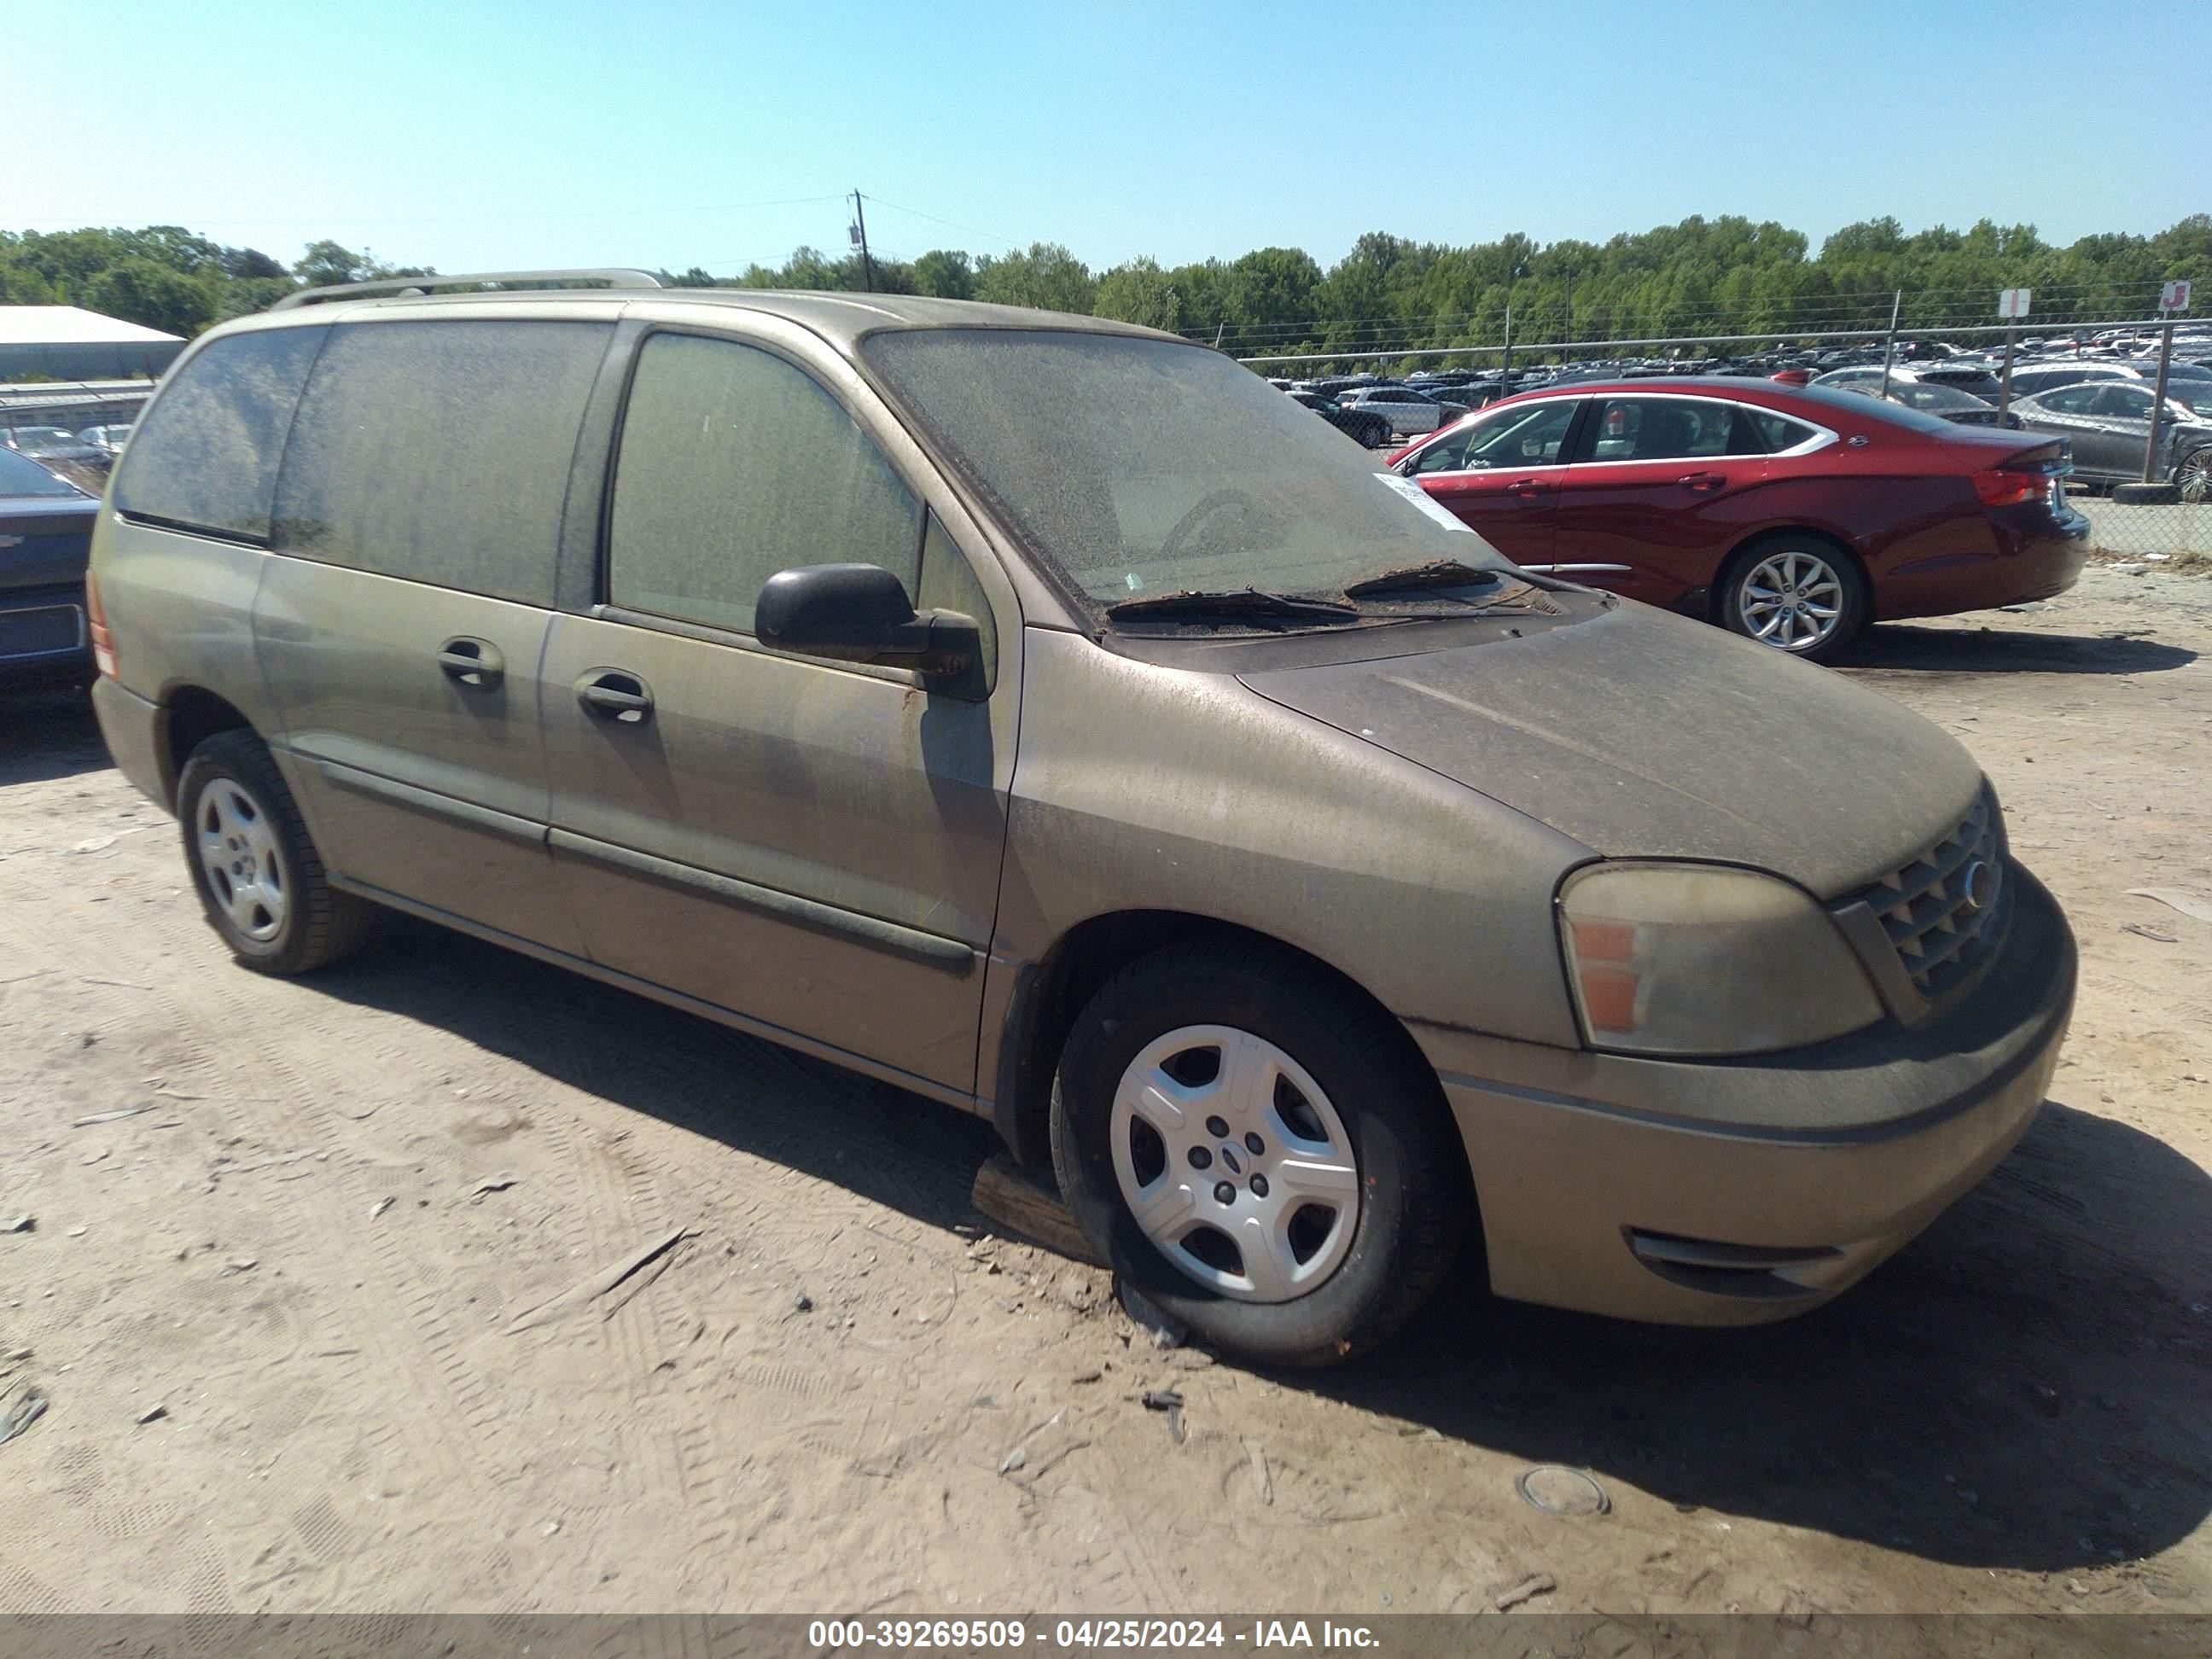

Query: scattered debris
left=1998, top=602, right=2047, bottom=614
left=1493, top=1573, right=1557, bottom=1612
left=1, top=1385, right=49, bottom=1447
left=72, top=1103, right=155, bottom=1127
left=1245, top=1439, right=1273, bottom=1505
left=80, top=1148, right=109, bottom=1167
left=1116, top=1281, right=1185, bottom=1349
left=1140, top=1387, right=1187, bottom=1444
left=370, top=1197, right=394, bottom=1220
left=2, top=1216, right=31, bottom=1235
left=998, top=1447, right=1027, bottom=1475
left=2127, top=888, right=2212, bottom=924
left=1070, top=1366, right=1103, bottom=1385
left=505, top=1226, right=692, bottom=1334
left=135, top=1403, right=168, bottom=1426
left=222, top=1257, right=259, bottom=1275
left=67, top=1226, right=87, bottom=1238
left=468, top=1173, right=521, bottom=1197
left=2122, top=923, right=2178, bottom=943
left=1516, top=1465, right=1610, bottom=1516
left=79, top=977, right=152, bottom=991
left=793, top=1290, right=814, bottom=1313
left=539, top=1519, right=562, bottom=1538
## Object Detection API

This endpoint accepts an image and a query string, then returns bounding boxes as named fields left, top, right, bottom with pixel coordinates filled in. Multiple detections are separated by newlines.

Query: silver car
left=1337, top=385, right=1456, bottom=438
left=88, top=273, right=2075, bottom=1365
left=2010, top=381, right=2212, bottom=499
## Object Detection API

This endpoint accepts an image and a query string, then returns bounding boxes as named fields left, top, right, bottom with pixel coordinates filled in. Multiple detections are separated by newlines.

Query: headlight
left=1558, top=862, right=1882, bottom=1057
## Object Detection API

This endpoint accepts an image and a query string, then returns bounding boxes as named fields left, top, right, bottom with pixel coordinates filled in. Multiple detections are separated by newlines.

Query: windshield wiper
left=1340, top=557, right=1510, bottom=598
left=1104, top=587, right=1360, bottom=624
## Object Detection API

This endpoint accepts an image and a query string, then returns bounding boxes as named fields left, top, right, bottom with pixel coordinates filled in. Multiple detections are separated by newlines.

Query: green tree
left=973, top=242, right=1095, bottom=314
left=911, top=248, right=975, bottom=300
left=79, top=257, right=219, bottom=336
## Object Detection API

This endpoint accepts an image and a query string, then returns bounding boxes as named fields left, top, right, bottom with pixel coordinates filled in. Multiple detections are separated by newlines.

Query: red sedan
left=1388, top=378, right=2089, bottom=661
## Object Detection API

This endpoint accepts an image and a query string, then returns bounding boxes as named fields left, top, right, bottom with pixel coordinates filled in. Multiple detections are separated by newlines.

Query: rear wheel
left=178, top=731, right=375, bottom=975
left=1719, top=536, right=1868, bottom=663
left=2177, top=446, right=2212, bottom=506
left=1050, top=940, right=1470, bottom=1368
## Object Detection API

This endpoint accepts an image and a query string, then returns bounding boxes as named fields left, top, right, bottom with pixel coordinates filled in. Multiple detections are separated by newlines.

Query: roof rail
left=271, top=268, right=666, bottom=311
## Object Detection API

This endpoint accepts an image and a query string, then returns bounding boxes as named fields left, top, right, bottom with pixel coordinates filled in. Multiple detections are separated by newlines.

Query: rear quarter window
left=113, top=325, right=328, bottom=541
left=271, top=319, right=612, bottom=606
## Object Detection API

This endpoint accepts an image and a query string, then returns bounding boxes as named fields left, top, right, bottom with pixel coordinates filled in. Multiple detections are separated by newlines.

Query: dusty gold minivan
left=89, top=272, right=2075, bottom=1365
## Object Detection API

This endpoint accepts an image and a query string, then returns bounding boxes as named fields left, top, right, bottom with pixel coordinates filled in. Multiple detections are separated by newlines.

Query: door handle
left=437, top=637, right=505, bottom=688
left=1506, top=478, right=1553, bottom=498
left=576, top=668, right=653, bottom=724
left=1676, top=472, right=1726, bottom=492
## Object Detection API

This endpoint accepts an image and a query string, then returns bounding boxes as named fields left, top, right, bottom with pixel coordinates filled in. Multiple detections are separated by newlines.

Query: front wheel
left=1050, top=940, right=1470, bottom=1368
left=2176, top=446, right=2212, bottom=505
left=1719, top=538, right=1868, bottom=663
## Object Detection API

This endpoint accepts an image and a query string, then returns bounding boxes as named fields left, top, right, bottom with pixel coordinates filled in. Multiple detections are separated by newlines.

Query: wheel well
left=160, top=688, right=254, bottom=807
left=992, top=910, right=1452, bottom=1179
left=1708, top=526, right=1866, bottom=626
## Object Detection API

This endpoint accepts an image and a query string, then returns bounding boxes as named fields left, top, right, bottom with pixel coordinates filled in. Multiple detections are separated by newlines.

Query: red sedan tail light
left=1970, top=469, right=2040, bottom=508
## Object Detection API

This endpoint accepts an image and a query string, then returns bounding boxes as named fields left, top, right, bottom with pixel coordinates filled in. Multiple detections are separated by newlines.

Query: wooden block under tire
left=970, top=1152, right=1109, bottom=1267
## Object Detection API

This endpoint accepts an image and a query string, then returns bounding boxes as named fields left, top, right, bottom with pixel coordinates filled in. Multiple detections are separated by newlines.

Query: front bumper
left=1411, top=864, right=2075, bottom=1324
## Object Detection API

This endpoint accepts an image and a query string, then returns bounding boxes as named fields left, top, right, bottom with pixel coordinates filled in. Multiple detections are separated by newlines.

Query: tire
left=176, top=730, right=376, bottom=975
left=1718, top=534, right=1869, bottom=664
left=2174, top=447, right=2212, bottom=506
left=1049, top=940, right=1470, bottom=1368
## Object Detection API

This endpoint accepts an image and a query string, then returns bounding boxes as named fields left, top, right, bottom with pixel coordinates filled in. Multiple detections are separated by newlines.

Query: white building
left=0, top=306, right=185, bottom=381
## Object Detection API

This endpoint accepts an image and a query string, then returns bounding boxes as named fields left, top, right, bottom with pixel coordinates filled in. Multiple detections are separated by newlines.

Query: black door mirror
left=754, top=563, right=981, bottom=679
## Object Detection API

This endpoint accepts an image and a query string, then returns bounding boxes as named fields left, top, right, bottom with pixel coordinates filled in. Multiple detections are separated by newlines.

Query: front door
left=2084, top=382, right=2157, bottom=479
left=542, top=329, right=1013, bottom=1093
left=1551, top=394, right=1772, bottom=608
left=1400, top=397, right=1580, bottom=565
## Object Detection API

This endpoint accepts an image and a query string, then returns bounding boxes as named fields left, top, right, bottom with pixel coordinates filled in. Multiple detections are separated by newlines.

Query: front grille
left=1861, top=791, right=2009, bottom=1002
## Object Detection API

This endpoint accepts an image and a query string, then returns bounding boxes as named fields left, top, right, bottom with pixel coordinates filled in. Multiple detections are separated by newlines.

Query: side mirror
left=754, top=563, right=980, bottom=679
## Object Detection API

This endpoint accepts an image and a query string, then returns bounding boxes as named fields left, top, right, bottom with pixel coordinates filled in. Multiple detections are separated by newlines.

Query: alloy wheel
left=1738, top=548, right=1846, bottom=652
left=194, top=777, right=288, bottom=942
left=2179, top=448, right=2212, bottom=506
left=1109, top=1024, right=1359, bottom=1302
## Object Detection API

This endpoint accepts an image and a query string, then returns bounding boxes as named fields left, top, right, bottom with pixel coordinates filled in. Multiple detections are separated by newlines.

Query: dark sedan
left=2009, top=382, right=2212, bottom=501
left=1, top=447, right=99, bottom=689
left=1289, top=389, right=1394, bottom=449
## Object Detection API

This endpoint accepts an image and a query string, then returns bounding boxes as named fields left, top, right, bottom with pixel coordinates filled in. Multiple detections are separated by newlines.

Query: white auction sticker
left=1375, top=469, right=1476, bottom=533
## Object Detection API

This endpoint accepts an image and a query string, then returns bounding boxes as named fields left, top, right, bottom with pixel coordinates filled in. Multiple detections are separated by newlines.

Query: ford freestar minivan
left=87, top=273, right=2075, bottom=1366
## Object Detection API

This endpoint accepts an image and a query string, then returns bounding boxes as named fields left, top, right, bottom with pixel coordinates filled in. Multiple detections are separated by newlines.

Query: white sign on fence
left=2162, top=279, right=2193, bottom=314
left=1997, top=288, right=2033, bottom=320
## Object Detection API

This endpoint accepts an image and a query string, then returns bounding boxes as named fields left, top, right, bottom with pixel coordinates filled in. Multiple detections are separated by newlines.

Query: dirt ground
left=1, top=562, right=2208, bottom=1619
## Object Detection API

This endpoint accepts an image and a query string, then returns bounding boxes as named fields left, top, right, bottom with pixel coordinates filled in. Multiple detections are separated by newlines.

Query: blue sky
left=10, top=0, right=2203, bottom=276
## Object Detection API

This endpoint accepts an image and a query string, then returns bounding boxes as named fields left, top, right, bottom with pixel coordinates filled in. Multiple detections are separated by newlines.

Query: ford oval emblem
left=1959, top=859, right=1995, bottom=914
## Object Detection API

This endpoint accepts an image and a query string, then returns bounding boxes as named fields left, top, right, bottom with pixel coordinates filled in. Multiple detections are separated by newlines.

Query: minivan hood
left=1239, top=601, right=1982, bottom=898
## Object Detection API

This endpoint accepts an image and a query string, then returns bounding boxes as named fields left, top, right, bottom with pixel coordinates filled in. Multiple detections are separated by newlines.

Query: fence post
left=1877, top=290, right=1902, bottom=400
left=2143, top=321, right=2176, bottom=483
left=1499, top=305, right=1514, bottom=383
left=1996, top=327, right=2017, bottom=423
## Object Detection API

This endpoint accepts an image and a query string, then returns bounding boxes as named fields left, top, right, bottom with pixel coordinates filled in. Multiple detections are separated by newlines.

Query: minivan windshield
left=860, top=329, right=1505, bottom=613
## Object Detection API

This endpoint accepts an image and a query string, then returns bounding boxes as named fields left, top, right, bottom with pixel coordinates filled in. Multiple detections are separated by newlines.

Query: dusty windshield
left=859, top=329, right=1507, bottom=613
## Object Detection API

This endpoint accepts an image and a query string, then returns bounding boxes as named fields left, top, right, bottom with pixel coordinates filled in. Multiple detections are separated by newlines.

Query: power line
left=7, top=195, right=849, bottom=230
left=856, top=195, right=1023, bottom=249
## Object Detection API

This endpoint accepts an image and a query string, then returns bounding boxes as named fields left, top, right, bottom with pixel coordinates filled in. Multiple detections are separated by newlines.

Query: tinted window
left=273, top=320, right=608, bottom=605
left=2092, top=385, right=2154, bottom=419
left=2040, top=384, right=2101, bottom=414
left=1411, top=399, right=1578, bottom=474
left=1746, top=409, right=1819, bottom=451
left=1580, top=398, right=1750, bottom=462
left=1783, top=381, right=1959, bottom=435
left=609, top=332, right=922, bottom=634
left=914, top=511, right=998, bottom=688
left=0, top=446, right=84, bottom=498
left=114, top=325, right=325, bottom=540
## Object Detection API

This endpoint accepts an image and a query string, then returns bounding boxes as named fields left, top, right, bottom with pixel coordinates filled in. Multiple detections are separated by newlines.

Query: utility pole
left=2143, top=320, right=2176, bottom=483
left=850, top=190, right=876, bottom=293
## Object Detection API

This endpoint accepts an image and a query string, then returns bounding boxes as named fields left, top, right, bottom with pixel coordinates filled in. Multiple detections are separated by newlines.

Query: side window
left=1580, top=398, right=1743, bottom=463
left=272, top=320, right=609, bottom=605
left=914, top=512, right=1000, bottom=688
left=1454, top=399, right=1575, bottom=469
left=608, top=333, right=922, bottom=635
left=2041, top=384, right=2100, bottom=414
left=114, top=325, right=326, bottom=542
left=2092, top=385, right=2153, bottom=420
left=1746, top=409, right=1818, bottom=452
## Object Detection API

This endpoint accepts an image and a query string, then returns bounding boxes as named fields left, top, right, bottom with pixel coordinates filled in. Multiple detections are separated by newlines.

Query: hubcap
left=1738, top=549, right=1844, bottom=652
left=2180, top=451, right=2211, bottom=505
left=195, top=778, right=288, bottom=942
left=1109, top=1025, right=1359, bottom=1303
